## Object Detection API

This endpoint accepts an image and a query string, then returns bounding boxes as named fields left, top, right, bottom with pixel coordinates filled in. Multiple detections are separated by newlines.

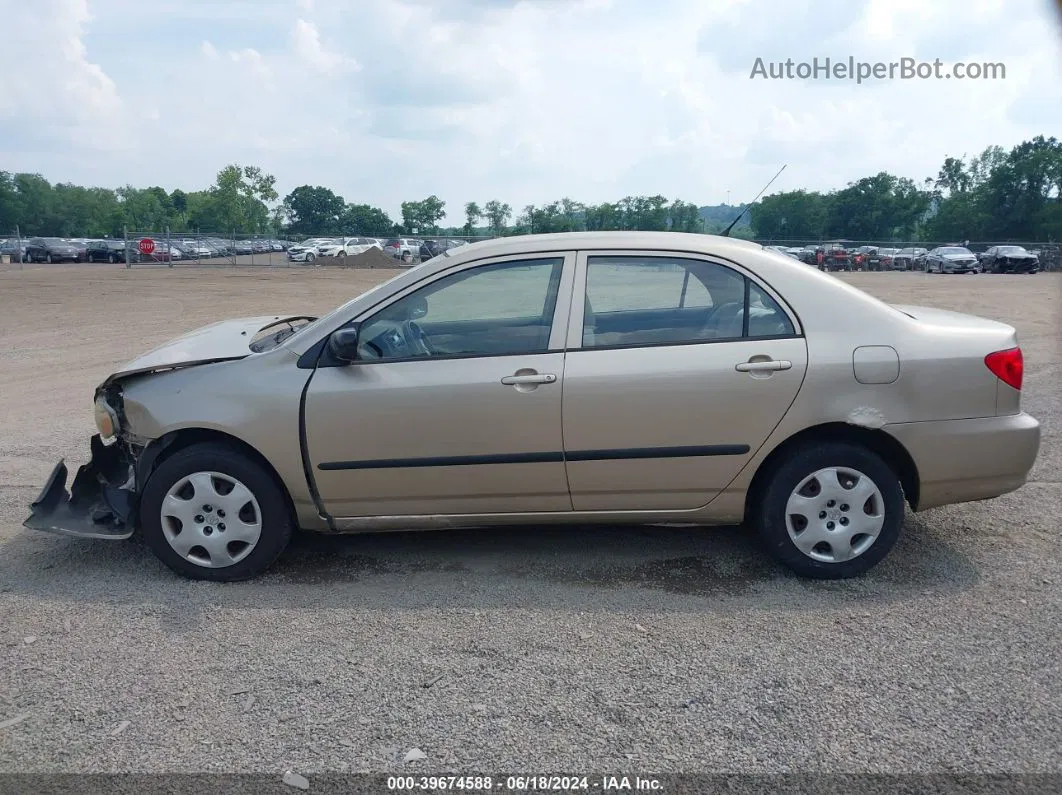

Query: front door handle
left=501, top=372, right=557, bottom=385
left=735, top=359, right=792, bottom=373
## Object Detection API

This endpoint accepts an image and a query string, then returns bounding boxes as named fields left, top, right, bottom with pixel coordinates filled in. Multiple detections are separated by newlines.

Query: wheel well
left=142, top=428, right=298, bottom=524
left=745, top=423, right=920, bottom=514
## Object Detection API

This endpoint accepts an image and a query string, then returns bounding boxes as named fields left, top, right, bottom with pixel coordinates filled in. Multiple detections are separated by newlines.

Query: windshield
left=939, top=247, right=972, bottom=255
left=283, top=265, right=426, bottom=347
left=998, top=246, right=1026, bottom=254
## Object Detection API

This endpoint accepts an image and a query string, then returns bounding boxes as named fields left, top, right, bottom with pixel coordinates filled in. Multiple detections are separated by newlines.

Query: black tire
left=139, top=442, right=294, bottom=582
left=108, top=254, right=116, bottom=264
left=750, top=441, right=904, bottom=579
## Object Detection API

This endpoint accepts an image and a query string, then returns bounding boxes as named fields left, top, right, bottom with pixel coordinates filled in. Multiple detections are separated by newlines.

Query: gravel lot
left=0, top=264, right=1059, bottom=775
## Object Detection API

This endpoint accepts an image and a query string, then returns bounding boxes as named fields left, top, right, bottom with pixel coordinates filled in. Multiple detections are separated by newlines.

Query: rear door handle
left=735, top=359, right=792, bottom=373
left=501, top=373, right=557, bottom=385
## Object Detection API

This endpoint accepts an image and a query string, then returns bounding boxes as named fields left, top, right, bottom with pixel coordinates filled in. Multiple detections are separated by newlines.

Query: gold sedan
left=25, top=232, right=1041, bottom=581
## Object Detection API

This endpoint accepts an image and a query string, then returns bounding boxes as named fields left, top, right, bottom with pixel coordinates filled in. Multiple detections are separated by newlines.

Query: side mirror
left=328, top=325, right=361, bottom=363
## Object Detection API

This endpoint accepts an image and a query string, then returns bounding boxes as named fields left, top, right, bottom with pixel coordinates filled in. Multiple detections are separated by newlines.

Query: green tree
left=980, top=136, right=1062, bottom=239
left=668, top=200, right=702, bottom=233
left=201, top=164, right=279, bottom=233
left=0, top=171, right=18, bottom=232
left=342, top=203, right=396, bottom=237
left=482, top=200, right=512, bottom=235
left=462, top=201, right=482, bottom=235
left=284, top=185, right=346, bottom=235
left=401, top=195, right=447, bottom=233
left=585, top=202, right=622, bottom=231
left=826, top=173, right=930, bottom=240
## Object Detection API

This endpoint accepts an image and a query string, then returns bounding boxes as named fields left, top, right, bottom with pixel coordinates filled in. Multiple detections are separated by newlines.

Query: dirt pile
left=328, top=248, right=403, bottom=269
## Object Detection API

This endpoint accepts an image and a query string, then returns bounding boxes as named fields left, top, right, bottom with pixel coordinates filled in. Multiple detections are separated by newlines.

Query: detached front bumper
left=24, top=434, right=136, bottom=540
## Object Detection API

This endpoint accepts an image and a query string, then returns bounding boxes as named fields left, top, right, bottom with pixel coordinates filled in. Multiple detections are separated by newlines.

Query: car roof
left=441, top=231, right=764, bottom=261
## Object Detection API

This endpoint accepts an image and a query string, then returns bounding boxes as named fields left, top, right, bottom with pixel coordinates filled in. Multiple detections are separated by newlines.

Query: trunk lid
left=890, top=305, right=1016, bottom=339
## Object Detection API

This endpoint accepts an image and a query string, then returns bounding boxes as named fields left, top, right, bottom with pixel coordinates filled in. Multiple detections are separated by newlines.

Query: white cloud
left=0, top=0, right=126, bottom=152
left=290, top=18, right=359, bottom=74
left=0, top=0, right=1058, bottom=225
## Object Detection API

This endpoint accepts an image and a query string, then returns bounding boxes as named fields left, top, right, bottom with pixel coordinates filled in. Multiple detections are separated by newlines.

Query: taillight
left=985, top=347, right=1023, bottom=391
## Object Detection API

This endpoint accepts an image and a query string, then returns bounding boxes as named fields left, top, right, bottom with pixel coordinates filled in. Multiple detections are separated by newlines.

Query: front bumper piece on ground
left=24, top=434, right=136, bottom=540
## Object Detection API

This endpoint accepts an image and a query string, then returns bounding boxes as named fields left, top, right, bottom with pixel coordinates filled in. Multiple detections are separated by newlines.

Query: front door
left=303, top=253, right=576, bottom=518
left=560, top=251, right=808, bottom=512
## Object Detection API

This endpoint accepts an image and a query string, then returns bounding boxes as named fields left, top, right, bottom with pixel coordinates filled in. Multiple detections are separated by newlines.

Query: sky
left=0, top=0, right=1060, bottom=225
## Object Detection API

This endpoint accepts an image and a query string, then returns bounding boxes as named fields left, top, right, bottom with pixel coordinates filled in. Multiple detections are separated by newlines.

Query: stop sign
left=138, top=238, right=156, bottom=255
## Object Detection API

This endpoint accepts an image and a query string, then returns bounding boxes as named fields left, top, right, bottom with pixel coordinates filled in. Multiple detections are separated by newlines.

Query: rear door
left=560, top=251, right=808, bottom=512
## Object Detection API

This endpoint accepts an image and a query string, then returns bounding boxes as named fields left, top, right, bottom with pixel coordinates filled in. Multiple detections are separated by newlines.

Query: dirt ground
left=0, top=264, right=1059, bottom=775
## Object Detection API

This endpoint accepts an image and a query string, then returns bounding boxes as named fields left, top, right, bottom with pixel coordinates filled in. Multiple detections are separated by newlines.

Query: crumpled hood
left=102, top=315, right=309, bottom=385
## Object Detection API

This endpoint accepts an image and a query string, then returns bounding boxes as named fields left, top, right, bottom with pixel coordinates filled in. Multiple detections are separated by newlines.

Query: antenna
left=719, top=164, right=787, bottom=237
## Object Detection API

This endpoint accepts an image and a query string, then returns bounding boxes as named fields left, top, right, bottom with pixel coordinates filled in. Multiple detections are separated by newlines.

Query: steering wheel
left=401, top=319, right=437, bottom=357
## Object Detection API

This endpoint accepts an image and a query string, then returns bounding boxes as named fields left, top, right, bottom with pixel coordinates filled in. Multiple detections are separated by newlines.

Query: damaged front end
left=24, top=433, right=139, bottom=540
left=24, top=381, right=147, bottom=540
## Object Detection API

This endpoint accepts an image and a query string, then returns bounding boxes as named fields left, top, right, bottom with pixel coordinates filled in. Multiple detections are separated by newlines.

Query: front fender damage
left=24, top=434, right=137, bottom=540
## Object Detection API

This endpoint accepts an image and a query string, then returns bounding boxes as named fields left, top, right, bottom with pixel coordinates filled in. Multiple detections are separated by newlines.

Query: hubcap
left=784, top=467, right=885, bottom=564
left=160, top=471, right=262, bottom=568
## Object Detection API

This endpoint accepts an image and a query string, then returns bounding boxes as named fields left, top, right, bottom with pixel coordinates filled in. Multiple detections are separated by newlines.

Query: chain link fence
left=2, top=229, right=1058, bottom=271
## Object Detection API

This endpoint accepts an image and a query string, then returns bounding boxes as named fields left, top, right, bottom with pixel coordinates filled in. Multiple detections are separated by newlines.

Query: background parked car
left=980, top=245, right=1040, bottom=274
left=925, top=246, right=980, bottom=274
left=891, top=247, right=926, bottom=270
left=822, top=242, right=852, bottom=271
left=418, top=239, right=466, bottom=260
left=383, top=238, right=423, bottom=263
left=147, top=243, right=184, bottom=262
left=86, top=240, right=132, bottom=263
left=850, top=245, right=876, bottom=270
left=316, top=237, right=376, bottom=258
left=0, top=238, right=27, bottom=262
left=177, top=240, right=218, bottom=259
left=287, top=238, right=333, bottom=264
left=870, top=248, right=902, bottom=270
left=25, top=237, right=81, bottom=263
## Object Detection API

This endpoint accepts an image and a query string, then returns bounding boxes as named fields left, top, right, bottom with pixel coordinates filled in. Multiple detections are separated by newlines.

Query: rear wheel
left=46, top=253, right=53, bottom=264
left=139, top=443, right=293, bottom=581
left=751, top=441, right=904, bottom=579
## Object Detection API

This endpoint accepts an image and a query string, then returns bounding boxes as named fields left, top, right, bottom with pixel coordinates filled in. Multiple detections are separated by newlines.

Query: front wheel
left=750, top=441, right=904, bottom=579
left=305, top=252, right=315, bottom=264
left=139, top=443, right=294, bottom=581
